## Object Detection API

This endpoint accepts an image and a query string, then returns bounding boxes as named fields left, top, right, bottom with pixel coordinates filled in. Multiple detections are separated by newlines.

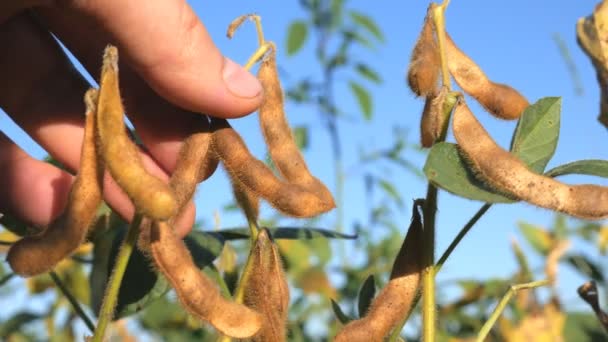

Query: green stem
left=50, top=271, right=95, bottom=333
left=0, top=273, right=15, bottom=286
left=435, top=203, right=492, bottom=272
left=91, top=213, right=143, bottom=342
left=422, top=184, right=438, bottom=342
left=420, top=2, right=452, bottom=339
left=433, top=1, right=451, bottom=90
left=476, top=279, right=549, bottom=342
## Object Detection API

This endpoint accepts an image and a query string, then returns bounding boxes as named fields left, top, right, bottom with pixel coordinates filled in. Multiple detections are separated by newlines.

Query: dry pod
left=407, top=5, right=441, bottom=97
left=168, top=118, right=215, bottom=215
left=453, top=100, right=608, bottom=219
left=243, top=228, right=290, bottom=341
left=445, top=33, right=529, bottom=120
left=211, top=118, right=335, bottom=218
left=8, top=89, right=103, bottom=276
left=335, top=202, right=424, bottom=341
left=257, top=51, right=335, bottom=204
left=95, top=45, right=177, bottom=220
left=420, top=86, right=450, bottom=147
left=149, top=221, right=262, bottom=338
left=231, top=177, right=260, bottom=223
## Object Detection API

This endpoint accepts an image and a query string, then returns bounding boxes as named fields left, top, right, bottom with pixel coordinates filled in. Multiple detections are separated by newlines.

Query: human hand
left=0, top=0, right=263, bottom=237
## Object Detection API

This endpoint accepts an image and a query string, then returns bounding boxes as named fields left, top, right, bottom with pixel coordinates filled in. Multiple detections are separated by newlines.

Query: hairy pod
left=445, top=33, right=529, bottom=120
left=149, top=221, right=262, bottom=338
left=420, top=87, right=448, bottom=147
left=257, top=52, right=335, bottom=204
left=8, top=89, right=103, bottom=276
left=335, top=202, right=423, bottom=341
left=95, top=46, right=176, bottom=220
left=169, top=117, right=214, bottom=215
left=232, top=177, right=260, bottom=223
left=453, top=100, right=608, bottom=219
left=243, top=229, right=290, bottom=341
left=407, top=5, right=441, bottom=97
left=210, top=118, right=335, bottom=217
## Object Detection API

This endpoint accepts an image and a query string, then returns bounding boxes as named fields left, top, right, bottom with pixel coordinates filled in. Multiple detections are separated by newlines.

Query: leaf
left=342, top=29, right=373, bottom=49
left=330, top=0, right=344, bottom=27
left=518, top=222, right=554, bottom=256
left=0, top=213, right=36, bottom=236
left=349, top=81, right=372, bottom=120
left=357, top=275, right=376, bottom=318
left=293, top=125, right=309, bottom=150
left=510, top=97, right=561, bottom=173
left=92, top=221, right=225, bottom=318
left=423, top=143, right=515, bottom=203
left=598, top=227, right=608, bottom=255
left=563, top=312, right=606, bottom=341
left=349, top=11, right=384, bottom=42
left=355, top=63, right=382, bottom=84
left=566, top=254, right=605, bottom=283
left=544, top=159, right=608, bottom=178
left=0, top=312, right=41, bottom=338
left=331, top=299, right=353, bottom=324
left=378, top=179, right=403, bottom=208
left=286, top=20, right=308, bottom=56
left=215, top=226, right=357, bottom=240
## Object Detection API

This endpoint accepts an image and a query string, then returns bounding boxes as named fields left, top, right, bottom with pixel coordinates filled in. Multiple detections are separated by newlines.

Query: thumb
left=70, top=0, right=262, bottom=118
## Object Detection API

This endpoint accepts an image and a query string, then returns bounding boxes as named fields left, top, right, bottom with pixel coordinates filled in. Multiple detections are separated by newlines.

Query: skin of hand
left=0, top=0, right=263, bottom=238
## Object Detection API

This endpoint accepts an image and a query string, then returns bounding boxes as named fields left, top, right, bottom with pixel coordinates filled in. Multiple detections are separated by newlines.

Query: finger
left=0, top=14, right=196, bottom=237
left=0, top=132, right=72, bottom=227
left=54, top=0, right=262, bottom=118
left=37, top=8, right=222, bottom=175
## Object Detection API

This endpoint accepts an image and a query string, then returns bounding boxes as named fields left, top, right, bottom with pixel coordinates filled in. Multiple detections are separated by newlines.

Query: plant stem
left=244, top=42, right=274, bottom=70
left=0, top=273, right=15, bottom=286
left=421, top=184, right=437, bottom=342
left=435, top=203, right=492, bottom=272
left=433, top=1, right=451, bottom=89
left=50, top=271, right=95, bottom=333
left=91, top=213, right=143, bottom=342
left=420, top=3, right=452, bottom=340
left=476, top=279, right=549, bottom=342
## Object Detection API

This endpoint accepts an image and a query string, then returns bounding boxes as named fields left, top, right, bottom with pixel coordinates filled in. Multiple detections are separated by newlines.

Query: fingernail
left=222, top=58, right=262, bottom=98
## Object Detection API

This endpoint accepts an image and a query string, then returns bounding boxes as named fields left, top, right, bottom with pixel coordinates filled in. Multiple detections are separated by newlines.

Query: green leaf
left=349, top=11, right=384, bottom=42
left=286, top=20, right=308, bottom=56
left=342, top=29, right=374, bottom=49
left=0, top=213, right=33, bottom=236
left=214, top=227, right=357, bottom=240
left=349, top=81, right=372, bottom=120
left=423, top=143, right=515, bottom=203
left=355, top=63, right=382, bottom=84
left=0, top=312, right=41, bottom=338
left=117, top=230, right=225, bottom=318
left=293, top=125, right=309, bottom=150
left=378, top=179, right=403, bottom=208
left=518, top=222, right=554, bottom=256
left=91, top=219, right=225, bottom=318
left=330, top=0, right=344, bottom=27
left=544, top=159, right=608, bottom=178
left=357, top=275, right=376, bottom=318
left=510, top=97, right=561, bottom=173
left=563, top=312, right=606, bottom=341
left=331, top=299, right=353, bottom=324
left=566, top=254, right=605, bottom=283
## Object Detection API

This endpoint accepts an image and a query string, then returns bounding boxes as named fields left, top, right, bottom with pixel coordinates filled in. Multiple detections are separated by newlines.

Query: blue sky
left=184, top=0, right=607, bottom=310
left=1, top=0, right=607, bottom=336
